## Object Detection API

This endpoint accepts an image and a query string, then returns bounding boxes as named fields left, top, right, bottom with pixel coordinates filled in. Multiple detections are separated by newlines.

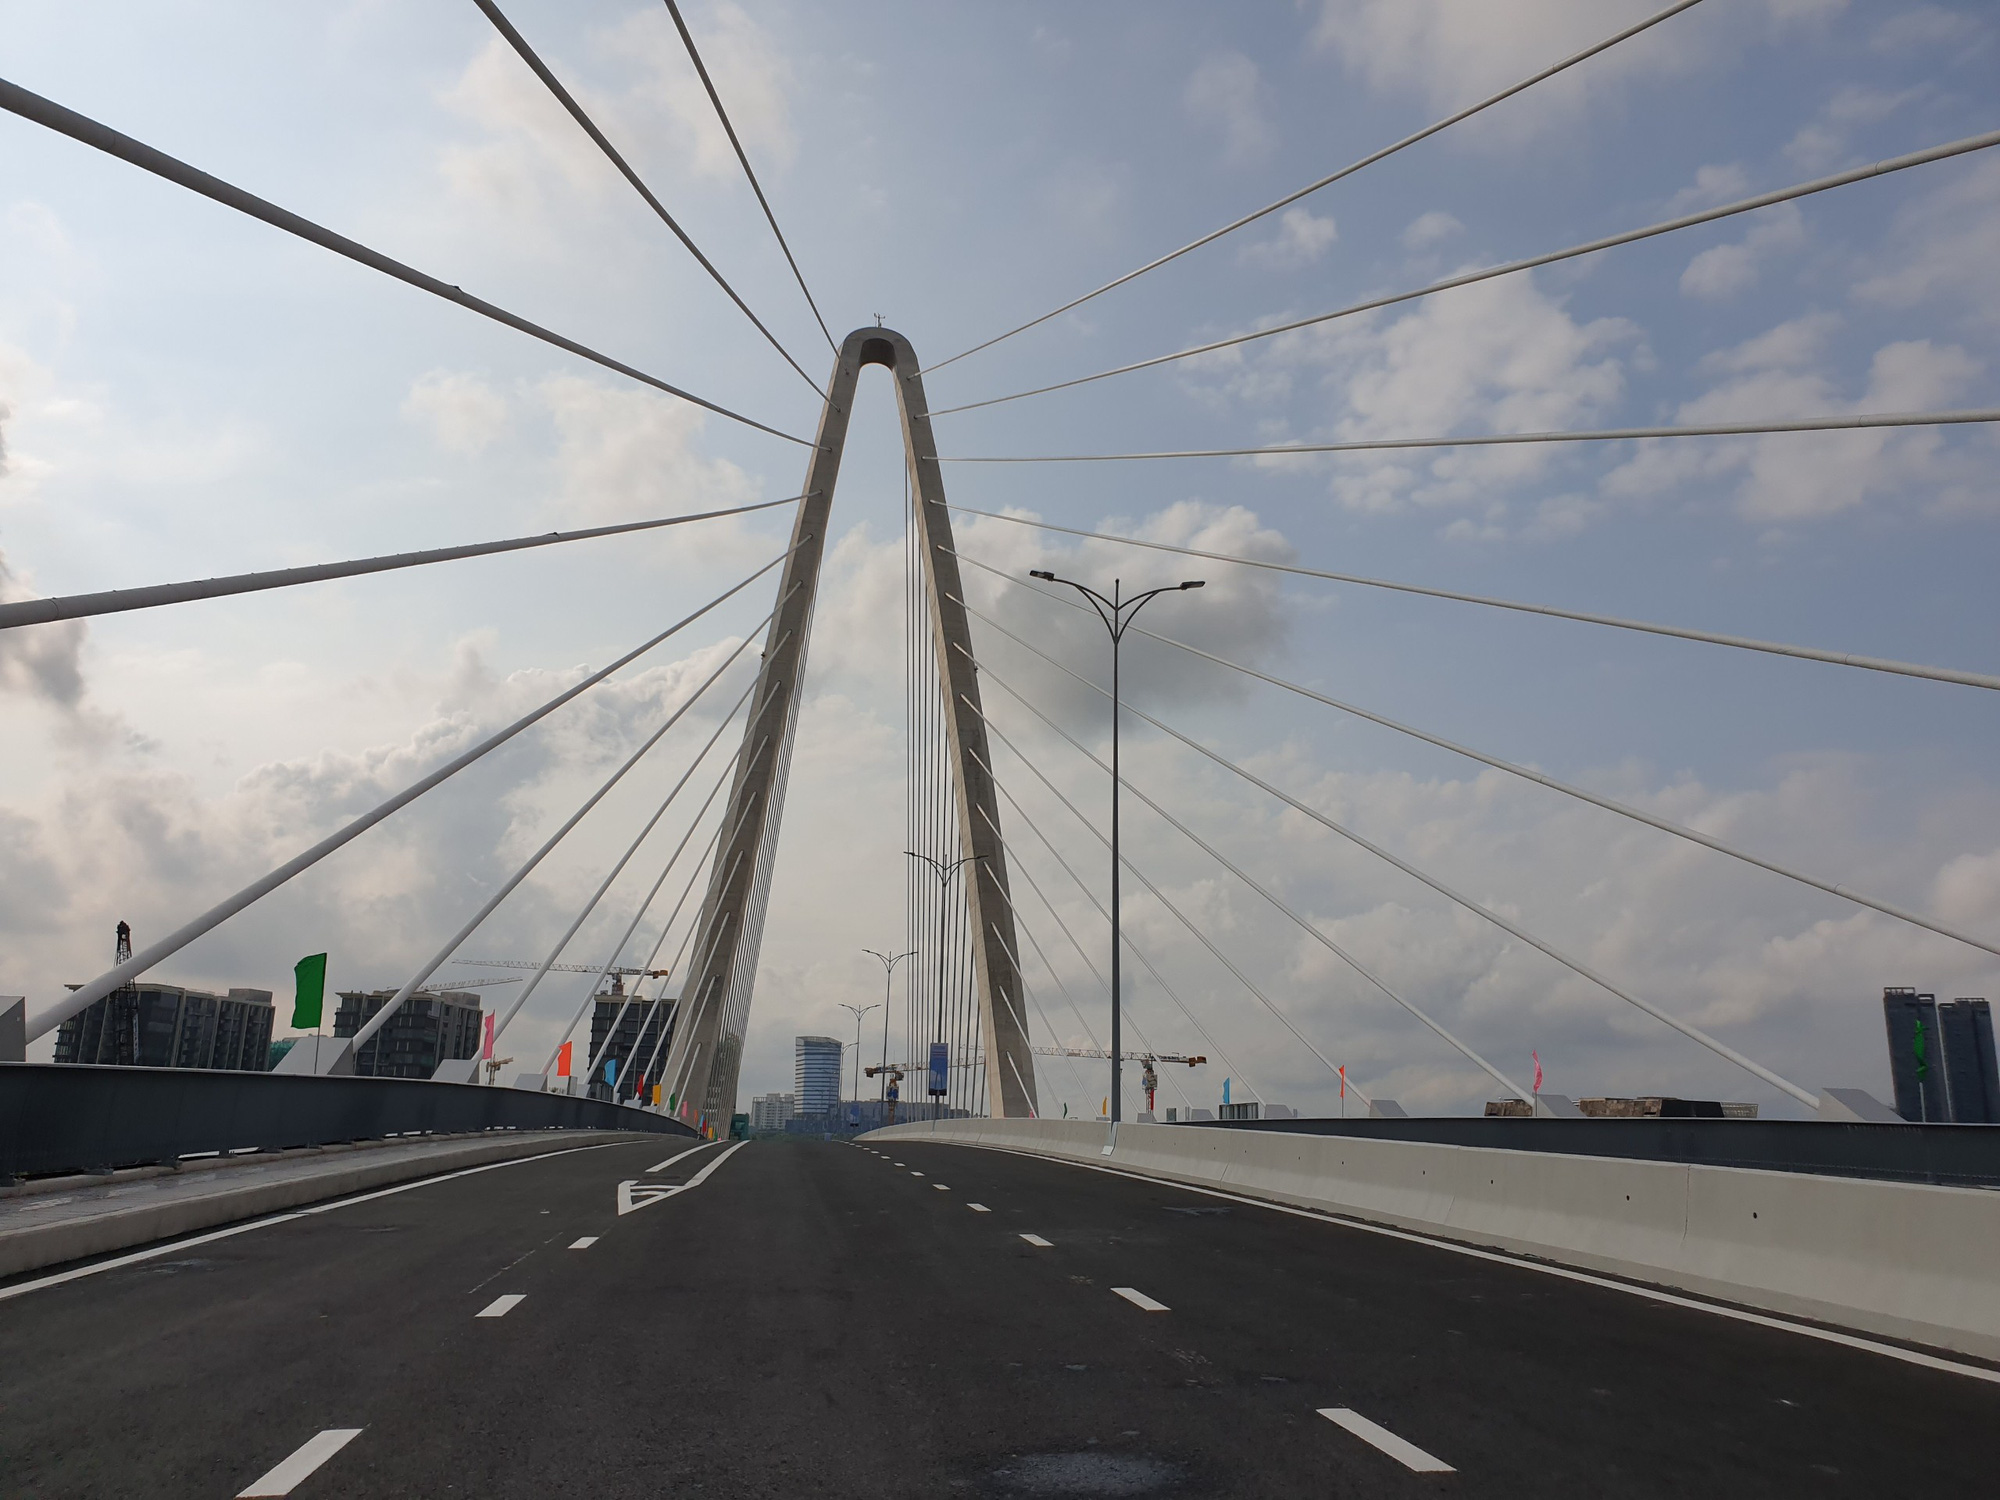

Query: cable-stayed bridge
left=3, top=3, right=1999, bottom=1493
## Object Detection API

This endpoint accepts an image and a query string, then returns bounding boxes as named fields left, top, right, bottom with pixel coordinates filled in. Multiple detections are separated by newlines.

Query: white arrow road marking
left=647, top=1141, right=722, bottom=1172
left=618, top=1141, right=748, bottom=1215
left=237, top=1429, right=363, bottom=1496
left=1318, top=1409, right=1454, bottom=1473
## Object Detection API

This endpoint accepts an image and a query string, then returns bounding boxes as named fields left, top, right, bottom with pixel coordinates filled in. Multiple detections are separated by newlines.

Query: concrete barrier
left=0, top=1129, right=652, bottom=1281
left=864, top=1117, right=2000, bottom=1363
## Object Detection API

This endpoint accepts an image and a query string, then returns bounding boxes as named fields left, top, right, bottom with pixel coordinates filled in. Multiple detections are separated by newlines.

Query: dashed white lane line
left=933, top=1183, right=950, bottom=1191
left=1111, top=1286, right=1169, bottom=1312
left=894, top=1162, right=906, bottom=1167
left=569, top=1237, right=599, bottom=1250
left=1318, top=1409, right=1454, bottom=1473
left=236, top=1428, right=364, bottom=1496
left=477, top=1294, right=526, bottom=1318
left=967, top=1203, right=992, bottom=1213
left=910, top=1170, right=925, bottom=1177
left=1019, top=1233, right=1053, bottom=1248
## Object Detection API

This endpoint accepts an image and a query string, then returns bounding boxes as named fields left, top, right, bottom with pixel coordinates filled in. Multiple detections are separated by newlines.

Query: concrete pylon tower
left=659, top=329, right=1037, bottom=1127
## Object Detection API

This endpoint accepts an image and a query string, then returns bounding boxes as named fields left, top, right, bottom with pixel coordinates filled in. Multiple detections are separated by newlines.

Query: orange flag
left=556, top=1041, right=573, bottom=1077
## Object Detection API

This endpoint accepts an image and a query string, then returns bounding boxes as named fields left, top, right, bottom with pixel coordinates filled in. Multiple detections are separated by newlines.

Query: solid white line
left=236, top=1428, right=364, bottom=1497
left=1112, top=1286, right=1169, bottom=1312
left=569, top=1236, right=599, bottom=1250
left=1319, top=1408, right=1454, bottom=1473
left=967, top=1203, right=992, bottom=1213
left=647, top=1141, right=722, bottom=1172
left=1020, top=1233, right=1053, bottom=1247
left=0, top=1140, right=626, bottom=1305
left=953, top=1142, right=2000, bottom=1387
left=477, top=1293, right=525, bottom=1318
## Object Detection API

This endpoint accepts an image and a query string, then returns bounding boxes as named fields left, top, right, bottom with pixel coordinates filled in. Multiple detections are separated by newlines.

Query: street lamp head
left=1029, top=569, right=1055, bottom=581
left=1180, top=580, right=1205, bottom=590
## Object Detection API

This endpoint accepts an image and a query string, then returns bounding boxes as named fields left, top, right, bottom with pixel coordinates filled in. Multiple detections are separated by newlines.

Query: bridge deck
left=2, top=1137, right=1992, bottom=1496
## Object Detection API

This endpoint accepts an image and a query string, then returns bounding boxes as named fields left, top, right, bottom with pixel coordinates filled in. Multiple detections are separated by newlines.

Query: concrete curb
left=866, top=1117, right=2000, bottom=1363
left=0, top=1130, right=652, bottom=1281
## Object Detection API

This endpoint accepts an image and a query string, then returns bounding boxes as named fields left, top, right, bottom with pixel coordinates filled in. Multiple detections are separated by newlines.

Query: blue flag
left=605, top=1058, right=617, bottom=1086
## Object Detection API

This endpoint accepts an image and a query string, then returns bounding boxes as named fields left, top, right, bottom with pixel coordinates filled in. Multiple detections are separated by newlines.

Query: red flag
left=556, top=1040, right=573, bottom=1077
left=1338, top=1065, right=1345, bottom=1098
left=481, top=1012, right=495, bottom=1060
left=1532, top=1050, right=1542, bottom=1092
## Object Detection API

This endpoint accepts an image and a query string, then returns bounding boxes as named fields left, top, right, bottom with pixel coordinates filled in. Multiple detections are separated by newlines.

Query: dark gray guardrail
left=0, top=1063, right=695, bottom=1181
left=1192, top=1114, right=2000, bottom=1188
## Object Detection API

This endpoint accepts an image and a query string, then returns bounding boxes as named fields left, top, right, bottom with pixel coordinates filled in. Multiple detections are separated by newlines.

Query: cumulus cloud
left=1851, top=154, right=2000, bottom=326
left=1602, top=314, right=1987, bottom=520
left=1782, top=83, right=1929, bottom=171
left=1214, top=274, right=1639, bottom=521
left=1184, top=51, right=1275, bottom=163
left=1238, top=208, right=1338, bottom=270
left=1678, top=202, right=1806, bottom=301
left=402, top=371, right=509, bottom=456
left=0, top=550, right=85, bottom=706
left=1401, top=210, right=1463, bottom=251
left=1666, top=162, right=1752, bottom=213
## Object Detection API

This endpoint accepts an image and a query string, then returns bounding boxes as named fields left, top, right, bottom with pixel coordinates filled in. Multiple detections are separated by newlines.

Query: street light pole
left=862, top=948, right=914, bottom=1103
left=838, top=1001, right=879, bottom=1126
left=906, top=851, right=981, bottom=1115
left=1026, top=570, right=1203, bottom=1123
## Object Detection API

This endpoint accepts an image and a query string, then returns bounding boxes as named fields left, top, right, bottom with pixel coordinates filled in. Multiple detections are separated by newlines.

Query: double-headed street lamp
left=906, top=851, right=982, bottom=1109
left=1027, top=571, right=1203, bottom=1123
left=861, top=948, right=914, bottom=1101
left=838, top=1002, right=879, bottom=1122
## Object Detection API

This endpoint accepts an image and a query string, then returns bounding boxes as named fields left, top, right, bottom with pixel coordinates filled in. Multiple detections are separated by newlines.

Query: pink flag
left=1532, top=1050, right=1542, bottom=1092
left=482, top=1013, right=495, bottom=1060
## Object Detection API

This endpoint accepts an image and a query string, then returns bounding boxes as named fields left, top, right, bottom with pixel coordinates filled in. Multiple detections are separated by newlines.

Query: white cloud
left=402, top=371, right=509, bottom=456
left=1603, top=315, right=1987, bottom=520
left=1238, top=208, right=1338, bottom=270
left=1851, top=155, right=2000, bottom=326
left=1870, top=5, right=1989, bottom=55
left=1667, top=162, right=1752, bottom=214
left=0, top=550, right=85, bottom=706
left=1238, top=274, right=1638, bottom=520
left=1401, top=210, right=1463, bottom=251
left=1184, top=51, right=1275, bottom=163
left=1783, top=84, right=1929, bottom=171
left=1678, top=203, right=1806, bottom=301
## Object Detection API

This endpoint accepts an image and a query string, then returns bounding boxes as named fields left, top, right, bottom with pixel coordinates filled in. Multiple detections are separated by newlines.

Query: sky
left=2, top=0, right=1997, bottom=1120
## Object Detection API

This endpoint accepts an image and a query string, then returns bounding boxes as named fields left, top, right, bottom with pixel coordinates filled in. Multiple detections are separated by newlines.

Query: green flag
left=1914, top=1015, right=1928, bottom=1081
left=292, top=953, right=328, bottom=1030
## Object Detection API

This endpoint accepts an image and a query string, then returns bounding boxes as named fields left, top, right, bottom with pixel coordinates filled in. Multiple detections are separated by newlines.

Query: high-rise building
left=795, top=1035, right=843, bottom=1117
left=332, top=990, right=482, bottom=1079
left=55, top=983, right=274, bottom=1071
left=749, top=1092, right=796, bottom=1131
left=1938, top=998, right=1999, bottom=1124
left=1882, top=988, right=1950, bottom=1122
left=586, top=977, right=675, bottom=1102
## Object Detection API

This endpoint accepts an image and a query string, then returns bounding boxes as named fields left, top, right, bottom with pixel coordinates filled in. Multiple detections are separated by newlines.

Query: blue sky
left=2, top=0, right=1996, bottom=1116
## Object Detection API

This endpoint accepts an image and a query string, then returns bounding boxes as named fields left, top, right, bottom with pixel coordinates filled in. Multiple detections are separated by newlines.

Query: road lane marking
left=968, top=1203, right=992, bottom=1212
left=1318, top=1409, right=1454, bottom=1473
left=0, top=1140, right=629, bottom=1306
left=569, top=1237, right=599, bottom=1250
left=617, top=1140, right=749, bottom=1216
left=1020, top=1233, right=1053, bottom=1247
left=1112, top=1286, right=1169, bottom=1312
left=647, top=1141, right=722, bottom=1172
left=236, top=1428, right=364, bottom=1496
left=960, top=1143, right=2000, bottom=1389
left=477, top=1294, right=526, bottom=1318
left=933, top=1184, right=950, bottom=1191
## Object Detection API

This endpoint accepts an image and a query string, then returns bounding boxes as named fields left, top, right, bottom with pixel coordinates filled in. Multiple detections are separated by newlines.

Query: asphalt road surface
left=2, top=1134, right=1994, bottom=1498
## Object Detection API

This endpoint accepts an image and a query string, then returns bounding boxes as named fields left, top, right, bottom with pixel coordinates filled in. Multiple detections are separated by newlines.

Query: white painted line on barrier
left=1020, top=1233, right=1053, bottom=1247
left=961, top=1142, right=2000, bottom=1388
left=647, top=1141, right=722, bottom=1172
left=477, top=1293, right=526, bottom=1318
left=0, top=1140, right=630, bottom=1306
left=569, top=1237, right=598, bottom=1250
left=1318, top=1409, right=1454, bottom=1473
left=236, top=1428, right=364, bottom=1496
left=1112, top=1286, right=1169, bottom=1312
left=968, top=1203, right=992, bottom=1213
